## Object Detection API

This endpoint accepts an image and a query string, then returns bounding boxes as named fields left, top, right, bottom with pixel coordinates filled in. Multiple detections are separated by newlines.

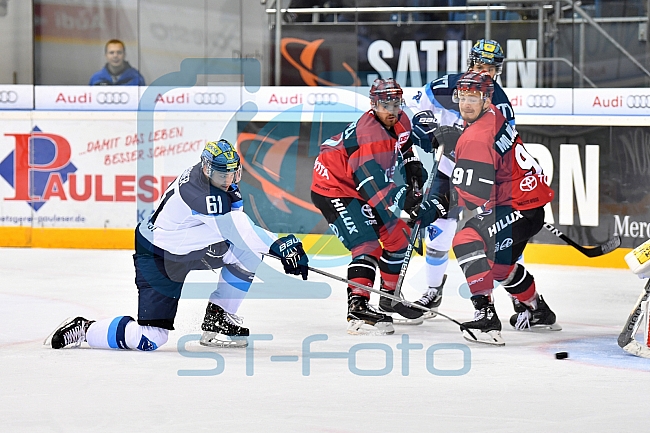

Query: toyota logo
left=0, top=91, right=18, bottom=104
left=526, top=95, right=555, bottom=108
left=97, top=92, right=130, bottom=104
left=361, top=204, right=375, bottom=219
left=519, top=176, right=538, bottom=192
left=194, top=92, right=226, bottom=105
left=626, top=95, right=650, bottom=108
left=307, top=93, right=339, bottom=105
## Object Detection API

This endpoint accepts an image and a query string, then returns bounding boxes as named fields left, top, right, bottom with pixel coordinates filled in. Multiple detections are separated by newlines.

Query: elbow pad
left=353, top=159, right=390, bottom=202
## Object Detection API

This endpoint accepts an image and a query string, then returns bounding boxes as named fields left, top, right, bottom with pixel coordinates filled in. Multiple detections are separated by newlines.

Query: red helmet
left=369, top=78, right=403, bottom=104
left=454, top=71, right=494, bottom=102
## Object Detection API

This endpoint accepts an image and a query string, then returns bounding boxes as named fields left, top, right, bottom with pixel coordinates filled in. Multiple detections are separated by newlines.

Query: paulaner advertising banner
left=0, top=112, right=230, bottom=229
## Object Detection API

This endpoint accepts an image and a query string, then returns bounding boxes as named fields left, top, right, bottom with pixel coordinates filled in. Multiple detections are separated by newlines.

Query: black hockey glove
left=408, top=194, right=449, bottom=227
left=403, top=158, right=428, bottom=191
left=410, top=110, right=438, bottom=153
left=432, top=125, right=464, bottom=159
left=269, top=235, right=309, bottom=280
left=391, top=185, right=422, bottom=213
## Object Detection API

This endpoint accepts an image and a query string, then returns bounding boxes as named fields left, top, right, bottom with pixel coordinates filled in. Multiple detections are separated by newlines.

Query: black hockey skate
left=347, top=293, right=394, bottom=335
left=510, top=295, right=528, bottom=315
left=415, top=275, right=447, bottom=320
left=461, top=296, right=504, bottom=346
left=378, top=288, right=424, bottom=326
left=48, top=317, right=95, bottom=349
left=509, top=295, right=562, bottom=331
left=200, top=302, right=249, bottom=348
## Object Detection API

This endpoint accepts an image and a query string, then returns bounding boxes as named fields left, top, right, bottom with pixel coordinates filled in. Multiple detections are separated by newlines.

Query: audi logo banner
left=626, top=95, right=650, bottom=109
left=250, top=86, right=357, bottom=112
left=526, top=94, right=556, bottom=108
left=33, top=86, right=244, bottom=111
left=13, top=85, right=650, bottom=115
left=35, top=86, right=139, bottom=111
left=306, top=93, right=339, bottom=105
left=505, top=88, right=572, bottom=115
left=193, top=92, right=227, bottom=105
left=0, top=85, right=33, bottom=110
left=138, top=86, right=240, bottom=112
left=0, top=91, right=18, bottom=104
left=97, top=92, right=130, bottom=104
left=574, top=88, right=650, bottom=116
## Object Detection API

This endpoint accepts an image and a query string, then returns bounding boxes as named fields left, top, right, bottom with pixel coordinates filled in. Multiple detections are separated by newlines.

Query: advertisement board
left=18, top=85, right=650, bottom=117
left=0, top=112, right=232, bottom=229
left=279, top=22, right=648, bottom=88
left=0, top=86, right=34, bottom=110
left=574, top=88, right=650, bottom=116
left=1, top=86, right=649, bottom=256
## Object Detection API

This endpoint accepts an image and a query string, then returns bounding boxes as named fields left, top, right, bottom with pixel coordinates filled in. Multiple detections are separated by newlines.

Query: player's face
left=204, top=166, right=235, bottom=191
left=373, top=100, right=402, bottom=127
left=458, top=90, right=490, bottom=123
left=471, top=62, right=498, bottom=79
left=105, top=43, right=125, bottom=68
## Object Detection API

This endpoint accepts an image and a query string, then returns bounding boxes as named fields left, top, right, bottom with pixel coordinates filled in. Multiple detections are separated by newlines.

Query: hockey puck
left=555, top=351, right=569, bottom=360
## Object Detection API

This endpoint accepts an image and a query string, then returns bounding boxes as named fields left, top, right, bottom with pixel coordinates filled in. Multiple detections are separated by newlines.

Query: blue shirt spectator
left=89, top=39, right=145, bottom=86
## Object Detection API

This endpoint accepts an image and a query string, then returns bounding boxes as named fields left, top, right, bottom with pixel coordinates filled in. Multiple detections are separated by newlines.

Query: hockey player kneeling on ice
left=47, top=139, right=308, bottom=351
left=311, top=78, right=426, bottom=335
left=411, top=72, right=560, bottom=346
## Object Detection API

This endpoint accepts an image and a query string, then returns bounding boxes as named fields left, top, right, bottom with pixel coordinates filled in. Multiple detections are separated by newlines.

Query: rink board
left=1, top=86, right=649, bottom=267
left=0, top=226, right=631, bottom=269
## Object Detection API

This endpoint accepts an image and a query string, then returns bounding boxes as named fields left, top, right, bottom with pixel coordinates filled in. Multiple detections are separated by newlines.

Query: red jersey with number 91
left=452, top=105, right=554, bottom=211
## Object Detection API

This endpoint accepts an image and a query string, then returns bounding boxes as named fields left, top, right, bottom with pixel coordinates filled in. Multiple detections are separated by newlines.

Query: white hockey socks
left=424, top=218, right=457, bottom=289
left=86, top=316, right=169, bottom=351
left=208, top=263, right=254, bottom=314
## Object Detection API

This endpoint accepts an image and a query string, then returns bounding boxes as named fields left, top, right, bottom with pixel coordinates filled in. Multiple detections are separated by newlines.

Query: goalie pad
left=622, top=340, right=650, bottom=358
left=618, top=279, right=650, bottom=358
left=625, top=238, right=650, bottom=278
left=641, top=301, right=650, bottom=352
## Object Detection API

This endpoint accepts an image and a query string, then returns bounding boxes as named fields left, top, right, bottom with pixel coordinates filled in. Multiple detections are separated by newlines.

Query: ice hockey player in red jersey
left=311, top=78, right=427, bottom=335
left=411, top=71, right=560, bottom=345
left=407, top=39, right=516, bottom=320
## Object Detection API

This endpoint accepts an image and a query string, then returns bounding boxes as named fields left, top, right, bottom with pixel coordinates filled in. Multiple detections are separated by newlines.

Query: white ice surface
left=1, top=247, right=649, bottom=433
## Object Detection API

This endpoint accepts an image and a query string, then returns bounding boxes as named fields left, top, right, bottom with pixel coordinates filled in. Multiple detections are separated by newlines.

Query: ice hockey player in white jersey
left=404, top=39, right=516, bottom=321
left=47, top=139, right=309, bottom=350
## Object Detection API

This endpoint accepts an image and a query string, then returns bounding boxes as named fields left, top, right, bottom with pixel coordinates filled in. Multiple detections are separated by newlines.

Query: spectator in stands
left=89, top=39, right=145, bottom=86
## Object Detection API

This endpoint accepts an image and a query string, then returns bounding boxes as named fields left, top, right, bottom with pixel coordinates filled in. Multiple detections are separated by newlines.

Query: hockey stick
left=390, top=144, right=444, bottom=317
left=410, top=180, right=425, bottom=256
left=263, top=252, right=477, bottom=340
left=617, top=279, right=650, bottom=352
left=543, top=223, right=621, bottom=258
left=413, top=233, right=424, bottom=256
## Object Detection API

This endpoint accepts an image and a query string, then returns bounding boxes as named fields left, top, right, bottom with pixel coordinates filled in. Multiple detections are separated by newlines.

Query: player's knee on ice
left=86, top=316, right=169, bottom=351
